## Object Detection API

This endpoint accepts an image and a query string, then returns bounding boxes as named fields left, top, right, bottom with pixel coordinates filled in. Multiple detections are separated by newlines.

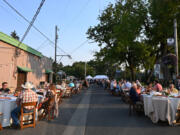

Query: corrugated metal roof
left=0, top=31, right=43, bottom=57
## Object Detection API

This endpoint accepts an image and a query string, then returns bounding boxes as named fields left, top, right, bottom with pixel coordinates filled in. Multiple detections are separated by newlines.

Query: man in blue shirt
left=129, top=83, right=140, bottom=104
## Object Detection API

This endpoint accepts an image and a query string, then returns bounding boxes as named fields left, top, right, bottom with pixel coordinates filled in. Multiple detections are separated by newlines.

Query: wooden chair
left=77, top=84, right=82, bottom=93
left=20, top=102, right=37, bottom=130
left=127, top=96, right=136, bottom=116
left=175, top=108, right=180, bottom=125
left=127, top=96, right=144, bottom=116
left=0, top=125, right=2, bottom=131
left=0, top=112, right=3, bottom=131
left=65, top=88, right=72, bottom=97
left=56, top=90, right=63, bottom=105
left=38, top=96, right=55, bottom=121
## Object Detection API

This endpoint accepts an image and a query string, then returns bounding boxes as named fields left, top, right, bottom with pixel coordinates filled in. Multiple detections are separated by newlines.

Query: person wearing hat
left=11, top=82, right=38, bottom=128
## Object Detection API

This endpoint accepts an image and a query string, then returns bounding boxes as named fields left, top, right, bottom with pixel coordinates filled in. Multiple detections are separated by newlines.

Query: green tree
left=87, top=0, right=148, bottom=80
left=62, top=62, right=95, bottom=79
left=143, top=0, right=180, bottom=81
left=10, top=30, right=20, bottom=41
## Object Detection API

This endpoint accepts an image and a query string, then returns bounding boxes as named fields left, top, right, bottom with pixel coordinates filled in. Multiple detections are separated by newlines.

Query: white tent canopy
left=93, top=75, right=109, bottom=80
left=86, top=75, right=93, bottom=80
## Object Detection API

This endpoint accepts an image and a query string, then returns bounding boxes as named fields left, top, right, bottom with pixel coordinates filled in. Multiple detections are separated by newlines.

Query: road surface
left=2, top=85, right=180, bottom=135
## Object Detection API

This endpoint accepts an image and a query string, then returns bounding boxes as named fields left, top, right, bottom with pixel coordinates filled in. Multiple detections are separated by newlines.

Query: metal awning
left=45, top=69, right=53, bottom=74
left=17, top=66, right=32, bottom=72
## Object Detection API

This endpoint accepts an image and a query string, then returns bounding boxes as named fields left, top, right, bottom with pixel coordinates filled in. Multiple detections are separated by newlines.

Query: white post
left=85, top=62, right=87, bottom=79
left=174, top=19, right=179, bottom=77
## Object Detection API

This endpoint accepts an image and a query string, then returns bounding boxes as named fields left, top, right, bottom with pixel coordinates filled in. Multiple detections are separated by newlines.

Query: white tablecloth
left=0, top=96, right=17, bottom=127
left=142, top=94, right=180, bottom=125
left=142, top=94, right=154, bottom=116
left=0, top=95, right=44, bottom=127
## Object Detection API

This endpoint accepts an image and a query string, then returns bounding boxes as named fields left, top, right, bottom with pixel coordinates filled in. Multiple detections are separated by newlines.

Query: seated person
left=129, top=83, right=140, bottom=104
left=146, top=83, right=153, bottom=92
left=153, top=80, right=163, bottom=92
left=168, top=84, right=178, bottom=94
left=125, top=81, right=132, bottom=89
left=69, top=81, right=75, bottom=88
left=116, top=81, right=121, bottom=92
left=136, top=80, right=142, bottom=88
left=110, top=80, right=114, bottom=91
left=11, top=82, right=38, bottom=128
left=136, top=84, right=141, bottom=94
left=0, top=82, right=10, bottom=94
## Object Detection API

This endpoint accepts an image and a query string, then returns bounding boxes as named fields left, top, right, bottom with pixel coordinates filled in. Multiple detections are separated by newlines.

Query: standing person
left=116, top=81, right=122, bottom=95
left=0, top=82, right=10, bottom=94
left=111, top=80, right=117, bottom=95
left=11, top=82, right=38, bottom=128
left=110, top=80, right=114, bottom=94
left=48, top=84, right=59, bottom=118
left=83, top=80, right=89, bottom=89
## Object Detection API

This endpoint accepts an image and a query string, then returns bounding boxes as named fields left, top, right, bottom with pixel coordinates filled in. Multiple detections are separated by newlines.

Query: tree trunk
left=130, top=67, right=135, bottom=81
left=147, top=68, right=154, bottom=83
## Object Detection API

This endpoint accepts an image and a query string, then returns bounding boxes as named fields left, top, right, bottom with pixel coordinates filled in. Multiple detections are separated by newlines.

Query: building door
left=17, top=71, right=27, bottom=91
left=45, top=73, right=50, bottom=83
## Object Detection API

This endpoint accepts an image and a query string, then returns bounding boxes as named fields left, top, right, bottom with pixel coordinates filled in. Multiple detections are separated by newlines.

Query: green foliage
left=62, top=62, right=95, bottom=79
left=10, top=30, right=20, bottom=41
left=87, top=0, right=148, bottom=80
left=87, top=0, right=180, bottom=81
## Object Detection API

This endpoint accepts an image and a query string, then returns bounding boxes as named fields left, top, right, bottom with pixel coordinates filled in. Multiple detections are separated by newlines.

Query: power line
left=37, top=39, right=48, bottom=50
left=5, top=0, right=46, bottom=47
left=70, top=40, right=89, bottom=54
left=2, top=0, right=69, bottom=55
left=62, top=0, right=92, bottom=34
left=0, top=4, right=24, bottom=25
left=0, top=4, right=49, bottom=48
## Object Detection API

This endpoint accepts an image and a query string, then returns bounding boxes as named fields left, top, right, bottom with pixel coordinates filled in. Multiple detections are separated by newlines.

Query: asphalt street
left=1, top=85, right=180, bottom=135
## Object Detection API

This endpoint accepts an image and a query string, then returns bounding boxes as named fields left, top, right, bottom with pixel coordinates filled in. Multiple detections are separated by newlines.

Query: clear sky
left=0, top=0, right=116, bottom=65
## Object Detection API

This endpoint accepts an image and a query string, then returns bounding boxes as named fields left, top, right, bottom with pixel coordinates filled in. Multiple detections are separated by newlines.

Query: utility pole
left=54, top=25, right=58, bottom=83
left=174, top=19, right=179, bottom=77
left=85, top=62, right=87, bottom=79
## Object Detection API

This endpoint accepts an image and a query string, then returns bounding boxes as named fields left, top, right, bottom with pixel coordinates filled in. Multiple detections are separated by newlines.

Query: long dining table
left=0, top=94, right=44, bottom=127
left=142, top=93, right=180, bottom=125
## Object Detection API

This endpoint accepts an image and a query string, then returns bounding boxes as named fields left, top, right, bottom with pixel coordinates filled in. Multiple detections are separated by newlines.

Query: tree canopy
left=10, top=30, right=20, bottom=41
left=87, top=0, right=180, bottom=81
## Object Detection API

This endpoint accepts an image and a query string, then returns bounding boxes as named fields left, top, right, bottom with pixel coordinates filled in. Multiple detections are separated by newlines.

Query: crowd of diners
left=0, top=79, right=89, bottom=129
left=95, top=79, right=180, bottom=104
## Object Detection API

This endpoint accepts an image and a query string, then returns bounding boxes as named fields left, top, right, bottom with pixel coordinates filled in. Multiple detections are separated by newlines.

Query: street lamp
left=57, top=55, right=72, bottom=59
left=54, top=54, right=72, bottom=83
